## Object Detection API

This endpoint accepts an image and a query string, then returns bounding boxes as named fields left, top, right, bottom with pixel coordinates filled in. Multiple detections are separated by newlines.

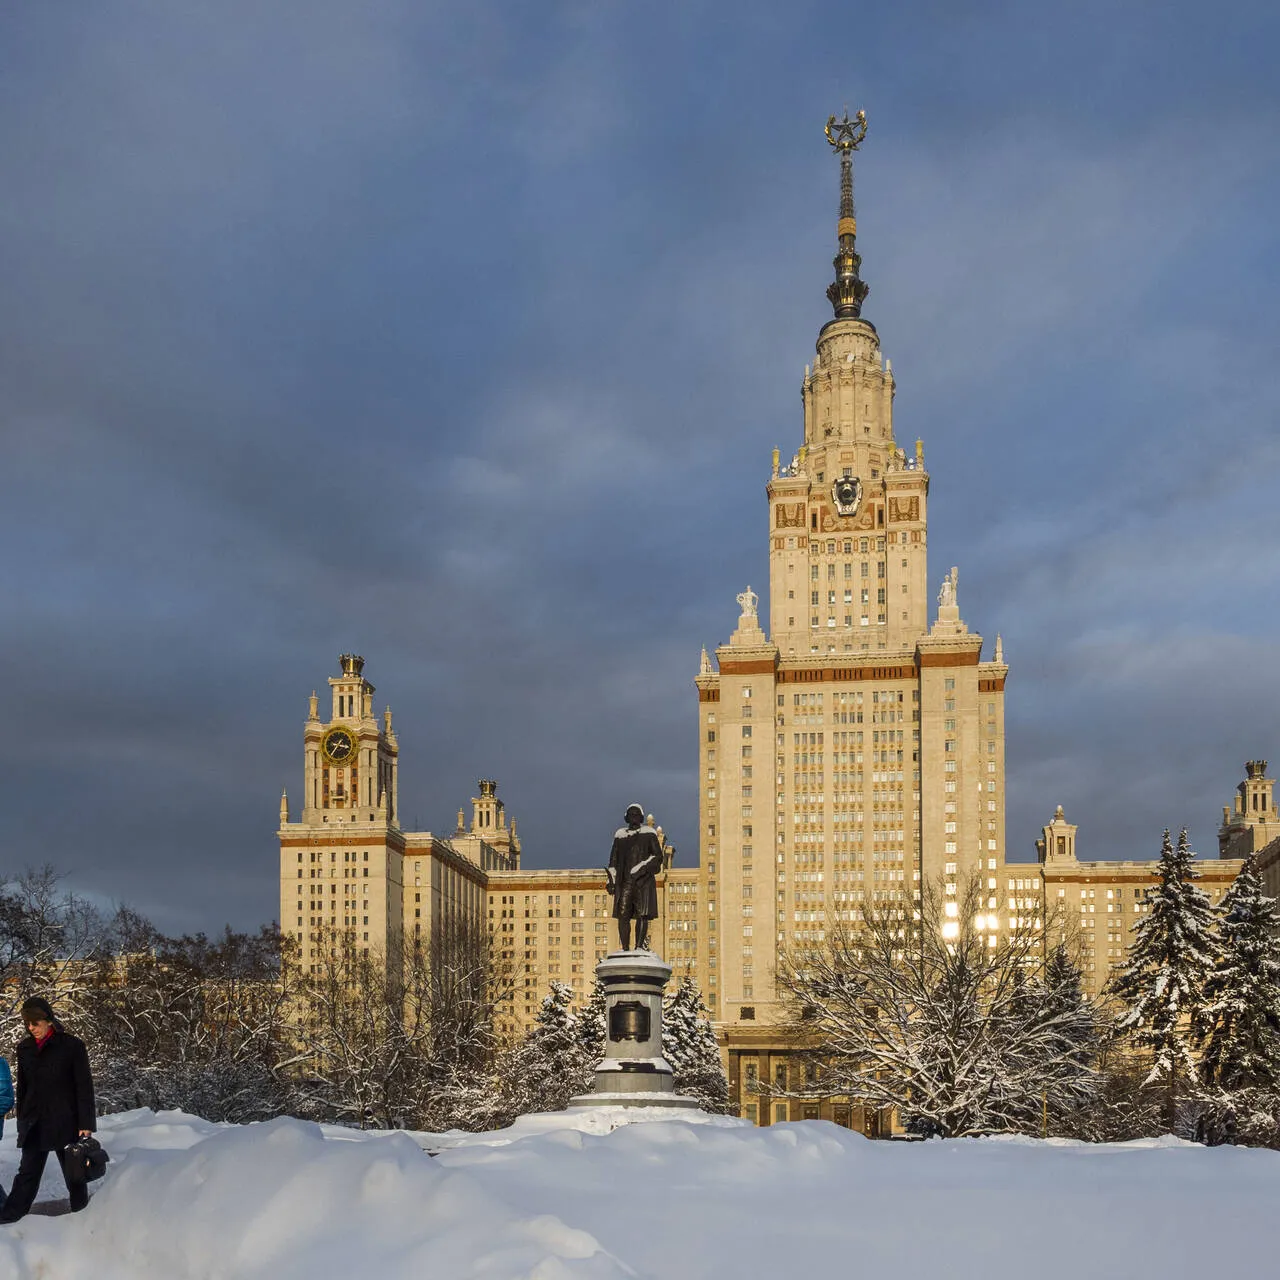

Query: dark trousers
left=0, top=1145, right=88, bottom=1221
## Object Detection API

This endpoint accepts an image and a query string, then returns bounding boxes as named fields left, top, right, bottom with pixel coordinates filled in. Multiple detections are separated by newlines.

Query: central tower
left=769, top=110, right=927, bottom=658
left=695, top=113, right=1009, bottom=1051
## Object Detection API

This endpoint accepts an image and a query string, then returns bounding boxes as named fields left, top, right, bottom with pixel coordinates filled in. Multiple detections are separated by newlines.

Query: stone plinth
left=569, top=951, right=700, bottom=1111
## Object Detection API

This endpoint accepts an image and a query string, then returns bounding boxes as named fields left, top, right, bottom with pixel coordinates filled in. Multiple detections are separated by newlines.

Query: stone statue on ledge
left=938, top=565, right=958, bottom=609
left=607, top=803, right=661, bottom=951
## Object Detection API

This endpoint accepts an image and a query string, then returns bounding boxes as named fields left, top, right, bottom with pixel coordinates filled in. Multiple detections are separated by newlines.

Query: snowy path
left=0, top=1109, right=1275, bottom=1278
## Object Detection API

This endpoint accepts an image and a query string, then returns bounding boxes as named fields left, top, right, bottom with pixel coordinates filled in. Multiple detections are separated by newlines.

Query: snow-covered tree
left=491, top=981, right=594, bottom=1121
left=531, top=981, right=578, bottom=1059
left=1191, top=856, right=1280, bottom=1144
left=89, top=914, right=295, bottom=1122
left=1109, top=827, right=1220, bottom=1130
left=775, top=878, right=1100, bottom=1137
left=289, top=916, right=507, bottom=1131
left=1010, top=944, right=1102, bottom=1133
left=1042, top=943, right=1101, bottom=1072
left=575, top=977, right=607, bottom=1069
left=1195, top=856, right=1280, bottom=1090
left=0, top=866, right=109, bottom=1041
left=662, top=976, right=728, bottom=1112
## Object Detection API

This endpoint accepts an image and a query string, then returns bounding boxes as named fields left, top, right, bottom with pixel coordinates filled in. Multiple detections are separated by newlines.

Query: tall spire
left=824, top=109, right=870, bottom=320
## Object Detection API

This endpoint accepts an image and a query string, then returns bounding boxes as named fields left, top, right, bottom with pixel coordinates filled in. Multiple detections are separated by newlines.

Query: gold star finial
left=824, top=108, right=868, bottom=154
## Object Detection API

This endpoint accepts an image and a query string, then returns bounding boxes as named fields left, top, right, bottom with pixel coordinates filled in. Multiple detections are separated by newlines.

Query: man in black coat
left=607, top=803, right=663, bottom=951
left=0, top=996, right=96, bottom=1221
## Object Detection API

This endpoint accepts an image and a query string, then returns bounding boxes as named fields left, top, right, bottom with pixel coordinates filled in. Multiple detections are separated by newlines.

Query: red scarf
left=33, top=1026, right=54, bottom=1050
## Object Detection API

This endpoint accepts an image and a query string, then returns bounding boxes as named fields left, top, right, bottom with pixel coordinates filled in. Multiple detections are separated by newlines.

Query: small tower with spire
left=1037, top=805, right=1079, bottom=865
left=1219, top=760, right=1280, bottom=860
left=449, top=778, right=521, bottom=870
left=300, top=655, right=399, bottom=825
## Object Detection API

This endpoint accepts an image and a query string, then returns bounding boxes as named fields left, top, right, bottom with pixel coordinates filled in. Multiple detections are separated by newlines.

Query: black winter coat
left=14, top=1026, right=96, bottom=1151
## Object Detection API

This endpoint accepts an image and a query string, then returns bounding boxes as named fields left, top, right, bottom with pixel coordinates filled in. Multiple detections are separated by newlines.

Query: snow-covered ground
left=0, top=1107, right=1276, bottom=1278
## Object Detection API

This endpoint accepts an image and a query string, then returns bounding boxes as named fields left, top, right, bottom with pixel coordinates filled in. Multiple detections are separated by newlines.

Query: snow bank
left=0, top=1113, right=629, bottom=1280
left=412, top=1101, right=744, bottom=1152
left=2, top=1108, right=1278, bottom=1279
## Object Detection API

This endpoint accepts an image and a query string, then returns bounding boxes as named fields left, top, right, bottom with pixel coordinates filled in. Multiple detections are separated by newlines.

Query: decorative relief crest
left=831, top=474, right=863, bottom=518
left=775, top=502, right=806, bottom=529
left=888, top=496, right=920, bottom=523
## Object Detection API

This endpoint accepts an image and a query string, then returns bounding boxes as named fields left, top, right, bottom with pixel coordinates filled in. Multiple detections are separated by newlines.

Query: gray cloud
left=2, top=2, right=1278, bottom=931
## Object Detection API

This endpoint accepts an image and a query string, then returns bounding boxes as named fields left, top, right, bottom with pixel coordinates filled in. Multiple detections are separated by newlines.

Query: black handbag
left=64, top=1136, right=110, bottom=1183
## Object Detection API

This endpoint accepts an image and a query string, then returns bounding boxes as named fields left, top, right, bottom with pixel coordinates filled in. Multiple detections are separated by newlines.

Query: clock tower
left=282, top=655, right=407, bottom=979
left=301, top=653, right=399, bottom=824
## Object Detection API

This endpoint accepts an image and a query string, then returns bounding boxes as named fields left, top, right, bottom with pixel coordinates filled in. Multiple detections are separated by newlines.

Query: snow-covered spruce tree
left=1017, top=943, right=1103, bottom=1135
left=1191, top=855, right=1280, bottom=1144
left=1108, top=827, right=1220, bottom=1132
left=575, top=976, right=607, bottom=1070
left=775, top=877, right=1099, bottom=1136
left=491, top=980, right=594, bottom=1120
left=662, top=976, right=729, bottom=1112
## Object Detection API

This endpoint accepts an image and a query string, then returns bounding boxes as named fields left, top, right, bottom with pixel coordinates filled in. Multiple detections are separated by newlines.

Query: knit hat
left=20, top=996, right=55, bottom=1026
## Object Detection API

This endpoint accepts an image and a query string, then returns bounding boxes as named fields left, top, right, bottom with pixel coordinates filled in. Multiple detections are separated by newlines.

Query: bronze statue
left=606, top=803, right=662, bottom=951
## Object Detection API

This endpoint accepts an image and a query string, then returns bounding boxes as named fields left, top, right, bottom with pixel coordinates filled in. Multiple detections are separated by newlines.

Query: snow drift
left=1, top=1107, right=1277, bottom=1279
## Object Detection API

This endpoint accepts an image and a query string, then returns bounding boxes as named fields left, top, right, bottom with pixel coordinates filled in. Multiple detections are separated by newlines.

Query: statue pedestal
left=568, top=950, right=701, bottom=1111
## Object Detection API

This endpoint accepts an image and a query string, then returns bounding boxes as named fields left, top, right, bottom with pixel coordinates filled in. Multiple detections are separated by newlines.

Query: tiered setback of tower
left=694, top=286, right=1013, bottom=1027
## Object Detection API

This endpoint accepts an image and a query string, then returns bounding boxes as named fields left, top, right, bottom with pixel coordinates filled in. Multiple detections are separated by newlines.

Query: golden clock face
left=322, top=726, right=356, bottom=763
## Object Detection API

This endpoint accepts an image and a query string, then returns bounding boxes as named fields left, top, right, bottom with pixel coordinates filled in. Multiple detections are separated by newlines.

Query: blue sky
left=2, top=1, right=1278, bottom=933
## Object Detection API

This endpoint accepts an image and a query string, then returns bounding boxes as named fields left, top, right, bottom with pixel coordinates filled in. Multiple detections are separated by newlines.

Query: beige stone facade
left=484, top=863, right=694, bottom=1038
left=1036, top=804, right=1243, bottom=1000
left=696, top=311, right=1008, bottom=1036
left=693, top=147, right=1261, bottom=1122
left=278, top=655, right=517, bottom=987
left=276, top=135, right=1270, bottom=1128
left=1218, top=761, right=1280, bottom=902
left=279, top=672, right=689, bottom=1040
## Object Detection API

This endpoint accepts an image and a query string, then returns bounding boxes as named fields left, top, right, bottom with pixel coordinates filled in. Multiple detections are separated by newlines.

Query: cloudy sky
left=3, top=2, right=1278, bottom=934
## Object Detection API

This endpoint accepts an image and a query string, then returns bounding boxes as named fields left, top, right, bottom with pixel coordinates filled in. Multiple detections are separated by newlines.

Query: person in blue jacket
left=0, top=1049, right=13, bottom=1214
left=0, top=1053, right=12, bottom=1138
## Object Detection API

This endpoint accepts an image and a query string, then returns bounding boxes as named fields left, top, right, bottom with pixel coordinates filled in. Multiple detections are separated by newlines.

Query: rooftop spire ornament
left=824, top=108, right=870, bottom=320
